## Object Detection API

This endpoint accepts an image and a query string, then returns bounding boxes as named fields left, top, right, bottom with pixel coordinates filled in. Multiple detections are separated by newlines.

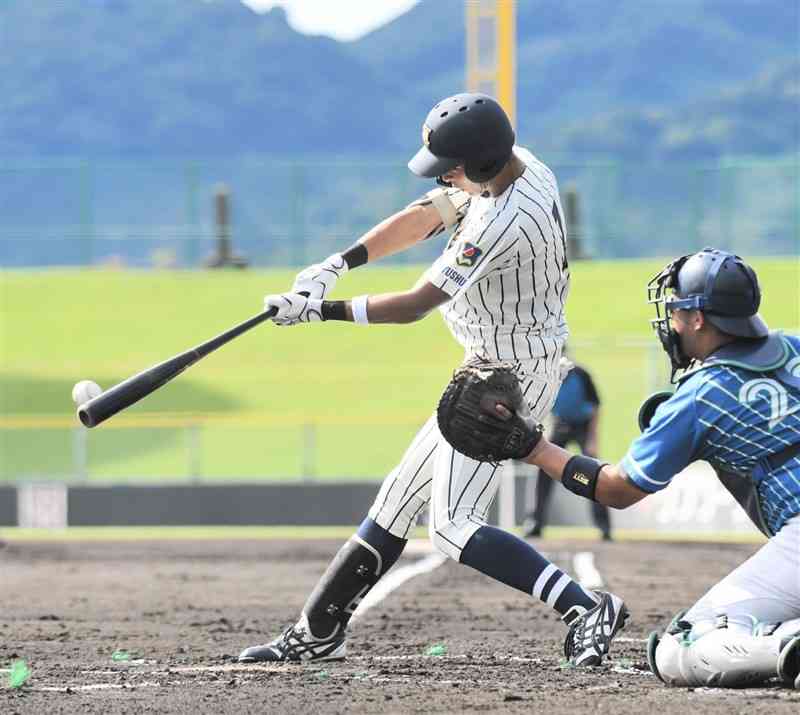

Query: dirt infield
left=2, top=537, right=798, bottom=713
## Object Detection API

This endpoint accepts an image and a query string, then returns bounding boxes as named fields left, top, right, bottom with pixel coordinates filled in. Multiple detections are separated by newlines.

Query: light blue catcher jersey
left=622, top=334, right=800, bottom=535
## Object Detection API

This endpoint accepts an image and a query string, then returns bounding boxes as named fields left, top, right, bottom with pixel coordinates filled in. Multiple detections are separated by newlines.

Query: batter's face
left=439, top=166, right=484, bottom=195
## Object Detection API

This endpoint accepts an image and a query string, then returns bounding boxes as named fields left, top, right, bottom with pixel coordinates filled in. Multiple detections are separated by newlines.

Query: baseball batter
left=438, top=248, right=800, bottom=688
left=238, top=93, right=626, bottom=666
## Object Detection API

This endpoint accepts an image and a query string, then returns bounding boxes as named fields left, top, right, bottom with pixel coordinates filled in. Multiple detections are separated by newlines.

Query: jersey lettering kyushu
left=424, top=146, right=570, bottom=368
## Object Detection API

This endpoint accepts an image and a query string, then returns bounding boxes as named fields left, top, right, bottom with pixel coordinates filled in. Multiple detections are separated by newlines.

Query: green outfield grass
left=1, top=259, right=797, bottom=483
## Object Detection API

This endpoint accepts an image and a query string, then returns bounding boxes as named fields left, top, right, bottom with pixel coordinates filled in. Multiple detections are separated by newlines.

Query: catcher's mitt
left=637, top=391, right=673, bottom=432
left=437, top=359, right=543, bottom=462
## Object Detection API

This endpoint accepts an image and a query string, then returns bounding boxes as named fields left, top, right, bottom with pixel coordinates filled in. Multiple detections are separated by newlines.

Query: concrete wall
left=0, top=487, right=17, bottom=526
left=1, top=462, right=763, bottom=536
left=67, top=483, right=381, bottom=526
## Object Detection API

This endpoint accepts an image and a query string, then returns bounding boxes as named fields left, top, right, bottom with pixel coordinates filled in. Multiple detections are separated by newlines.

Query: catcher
left=438, top=248, right=800, bottom=689
left=239, top=93, right=627, bottom=668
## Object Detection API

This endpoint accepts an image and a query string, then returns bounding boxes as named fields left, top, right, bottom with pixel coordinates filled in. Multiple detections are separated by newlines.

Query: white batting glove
left=291, top=253, right=348, bottom=300
left=264, top=292, right=324, bottom=325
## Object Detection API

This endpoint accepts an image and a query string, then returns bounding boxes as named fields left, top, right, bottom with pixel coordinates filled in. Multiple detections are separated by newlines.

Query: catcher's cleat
left=238, top=616, right=346, bottom=663
left=562, top=591, right=628, bottom=667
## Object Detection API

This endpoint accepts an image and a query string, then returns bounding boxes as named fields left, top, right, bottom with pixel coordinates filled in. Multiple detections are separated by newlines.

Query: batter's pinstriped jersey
left=622, top=334, right=800, bottom=535
left=424, top=146, right=570, bottom=365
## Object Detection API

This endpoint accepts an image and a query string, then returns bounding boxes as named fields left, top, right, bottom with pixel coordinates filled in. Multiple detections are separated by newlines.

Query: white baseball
left=72, top=380, right=102, bottom=405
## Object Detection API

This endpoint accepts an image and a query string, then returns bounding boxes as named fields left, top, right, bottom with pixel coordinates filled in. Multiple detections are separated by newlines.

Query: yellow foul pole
left=465, top=1, right=517, bottom=129
left=496, top=1, right=516, bottom=128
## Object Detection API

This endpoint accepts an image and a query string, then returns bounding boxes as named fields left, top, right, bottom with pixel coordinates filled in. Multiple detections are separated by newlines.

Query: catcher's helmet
left=408, top=93, right=515, bottom=183
left=648, top=247, right=769, bottom=380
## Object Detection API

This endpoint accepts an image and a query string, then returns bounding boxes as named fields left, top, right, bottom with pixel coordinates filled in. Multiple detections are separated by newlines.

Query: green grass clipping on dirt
left=1, top=259, right=797, bottom=482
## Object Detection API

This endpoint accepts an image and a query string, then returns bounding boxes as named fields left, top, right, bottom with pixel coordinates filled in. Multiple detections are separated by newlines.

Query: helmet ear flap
left=464, top=148, right=514, bottom=183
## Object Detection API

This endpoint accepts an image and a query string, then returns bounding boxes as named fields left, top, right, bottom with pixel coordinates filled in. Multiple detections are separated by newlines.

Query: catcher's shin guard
left=776, top=618, right=800, bottom=687
left=652, top=615, right=800, bottom=687
left=302, top=521, right=404, bottom=639
left=778, top=637, right=800, bottom=688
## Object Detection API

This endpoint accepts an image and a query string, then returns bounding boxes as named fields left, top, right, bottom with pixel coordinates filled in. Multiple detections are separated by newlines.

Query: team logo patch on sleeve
left=456, top=242, right=482, bottom=267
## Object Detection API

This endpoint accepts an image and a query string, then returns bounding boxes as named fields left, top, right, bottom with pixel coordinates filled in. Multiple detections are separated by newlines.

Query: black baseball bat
left=77, top=307, right=278, bottom=428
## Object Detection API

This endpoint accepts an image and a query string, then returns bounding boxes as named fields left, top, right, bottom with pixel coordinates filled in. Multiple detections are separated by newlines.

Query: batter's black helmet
left=408, top=93, right=515, bottom=183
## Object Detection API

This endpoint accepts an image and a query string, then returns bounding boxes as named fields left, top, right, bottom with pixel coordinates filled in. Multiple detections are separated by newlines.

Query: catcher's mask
left=647, top=247, right=768, bottom=382
left=408, top=92, right=515, bottom=185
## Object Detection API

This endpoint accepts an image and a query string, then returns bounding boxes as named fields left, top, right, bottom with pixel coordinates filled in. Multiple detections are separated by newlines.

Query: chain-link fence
left=1, top=155, right=797, bottom=268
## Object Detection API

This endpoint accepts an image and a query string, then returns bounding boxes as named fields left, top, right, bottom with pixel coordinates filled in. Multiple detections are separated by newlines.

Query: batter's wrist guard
left=561, top=455, right=606, bottom=502
left=341, top=242, right=368, bottom=270
left=321, top=300, right=347, bottom=321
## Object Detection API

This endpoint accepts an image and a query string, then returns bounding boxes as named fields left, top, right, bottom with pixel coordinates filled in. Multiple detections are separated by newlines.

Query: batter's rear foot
left=238, top=616, right=346, bottom=663
left=562, top=591, right=628, bottom=667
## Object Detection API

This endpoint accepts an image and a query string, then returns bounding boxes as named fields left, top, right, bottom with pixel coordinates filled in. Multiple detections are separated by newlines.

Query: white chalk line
left=29, top=666, right=800, bottom=698
left=350, top=551, right=447, bottom=625
left=32, top=682, right=163, bottom=693
left=26, top=544, right=665, bottom=693
left=352, top=539, right=606, bottom=625
left=690, top=685, right=799, bottom=699
left=402, top=538, right=436, bottom=555
left=351, top=544, right=606, bottom=625
left=24, top=545, right=449, bottom=693
left=78, top=652, right=647, bottom=675
left=60, top=657, right=654, bottom=692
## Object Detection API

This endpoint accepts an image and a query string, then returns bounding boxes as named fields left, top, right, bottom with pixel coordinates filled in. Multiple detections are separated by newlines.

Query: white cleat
left=238, top=615, right=346, bottom=663
left=562, top=592, right=629, bottom=666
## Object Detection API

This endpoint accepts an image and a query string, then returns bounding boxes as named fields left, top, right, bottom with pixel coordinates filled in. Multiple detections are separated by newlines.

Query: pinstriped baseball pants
left=368, top=365, right=562, bottom=561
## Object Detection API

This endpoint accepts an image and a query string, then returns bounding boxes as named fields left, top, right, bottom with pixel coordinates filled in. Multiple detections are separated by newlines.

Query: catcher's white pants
left=653, top=515, right=800, bottom=686
left=368, top=362, right=562, bottom=560
left=684, top=514, right=800, bottom=627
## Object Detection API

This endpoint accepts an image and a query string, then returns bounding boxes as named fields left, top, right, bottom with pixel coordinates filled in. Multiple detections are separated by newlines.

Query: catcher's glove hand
left=437, top=359, right=544, bottom=462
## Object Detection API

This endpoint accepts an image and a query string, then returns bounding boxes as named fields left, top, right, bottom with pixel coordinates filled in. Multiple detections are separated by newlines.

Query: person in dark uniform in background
left=523, top=356, right=612, bottom=540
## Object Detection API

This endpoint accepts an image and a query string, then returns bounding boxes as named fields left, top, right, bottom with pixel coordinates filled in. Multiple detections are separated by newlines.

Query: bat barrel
left=76, top=308, right=277, bottom=428
left=76, top=353, right=198, bottom=428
